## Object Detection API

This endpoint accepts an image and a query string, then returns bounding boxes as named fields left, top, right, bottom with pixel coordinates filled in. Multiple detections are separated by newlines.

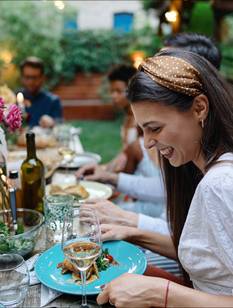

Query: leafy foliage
left=142, top=0, right=169, bottom=11
left=188, top=1, right=214, bottom=37
left=0, top=1, right=161, bottom=89
left=0, top=1, right=64, bottom=88
left=60, top=27, right=162, bottom=82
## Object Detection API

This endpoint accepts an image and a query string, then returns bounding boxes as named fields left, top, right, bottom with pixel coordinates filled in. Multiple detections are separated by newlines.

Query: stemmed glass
left=57, top=127, right=76, bottom=183
left=0, top=254, right=29, bottom=308
left=62, top=208, right=101, bottom=308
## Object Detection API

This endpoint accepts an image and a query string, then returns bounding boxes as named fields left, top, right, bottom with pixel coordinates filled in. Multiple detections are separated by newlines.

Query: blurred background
left=0, top=0, right=233, bottom=161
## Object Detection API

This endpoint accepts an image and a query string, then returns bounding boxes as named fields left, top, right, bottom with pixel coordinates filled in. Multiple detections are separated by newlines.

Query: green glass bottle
left=21, top=132, right=45, bottom=213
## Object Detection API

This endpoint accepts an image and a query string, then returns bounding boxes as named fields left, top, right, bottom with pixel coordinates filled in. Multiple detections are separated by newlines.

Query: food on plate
left=49, top=184, right=89, bottom=200
left=57, top=248, right=118, bottom=285
left=17, top=133, right=57, bottom=149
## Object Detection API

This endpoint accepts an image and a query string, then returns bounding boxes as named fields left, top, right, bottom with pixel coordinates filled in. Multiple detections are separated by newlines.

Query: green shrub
left=0, top=1, right=162, bottom=89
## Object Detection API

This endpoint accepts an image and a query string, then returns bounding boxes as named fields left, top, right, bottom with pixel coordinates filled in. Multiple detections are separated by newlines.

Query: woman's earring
left=201, top=119, right=204, bottom=128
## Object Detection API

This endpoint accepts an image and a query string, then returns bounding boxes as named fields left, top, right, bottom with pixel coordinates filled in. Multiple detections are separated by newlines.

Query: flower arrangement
left=0, top=96, right=22, bottom=211
left=0, top=97, right=22, bottom=132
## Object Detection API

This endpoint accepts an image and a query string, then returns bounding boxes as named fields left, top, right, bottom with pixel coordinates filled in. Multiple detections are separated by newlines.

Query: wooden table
left=24, top=285, right=108, bottom=308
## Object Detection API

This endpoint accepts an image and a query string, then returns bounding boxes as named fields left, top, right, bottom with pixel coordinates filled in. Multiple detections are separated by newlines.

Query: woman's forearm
left=127, top=228, right=177, bottom=259
left=165, top=280, right=233, bottom=307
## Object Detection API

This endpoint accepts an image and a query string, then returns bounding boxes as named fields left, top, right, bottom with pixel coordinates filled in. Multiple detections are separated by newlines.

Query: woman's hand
left=76, top=164, right=118, bottom=185
left=97, top=273, right=167, bottom=307
left=81, top=200, right=138, bottom=227
left=101, top=224, right=139, bottom=242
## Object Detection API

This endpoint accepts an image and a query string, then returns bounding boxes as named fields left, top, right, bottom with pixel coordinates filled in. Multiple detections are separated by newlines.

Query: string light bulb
left=165, top=10, right=178, bottom=23
left=54, top=0, right=65, bottom=10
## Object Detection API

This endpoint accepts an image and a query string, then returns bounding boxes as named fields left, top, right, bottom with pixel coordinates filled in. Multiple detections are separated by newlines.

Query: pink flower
left=5, top=104, right=22, bottom=132
left=0, top=98, right=5, bottom=123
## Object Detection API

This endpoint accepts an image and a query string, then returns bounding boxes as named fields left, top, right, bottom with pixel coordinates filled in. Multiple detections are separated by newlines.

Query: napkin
left=26, top=254, right=62, bottom=307
left=40, top=284, right=61, bottom=307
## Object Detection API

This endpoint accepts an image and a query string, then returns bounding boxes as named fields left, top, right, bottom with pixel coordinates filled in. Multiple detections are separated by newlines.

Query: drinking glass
left=0, top=254, right=29, bottom=307
left=57, top=127, right=76, bottom=183
left=44, top=194, right=74, bottom=249
left=62, top=208, right=101, bottom=308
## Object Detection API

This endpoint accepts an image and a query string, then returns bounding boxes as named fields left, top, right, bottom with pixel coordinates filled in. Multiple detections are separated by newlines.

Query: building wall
left=68, top=0, right=158, bottom=30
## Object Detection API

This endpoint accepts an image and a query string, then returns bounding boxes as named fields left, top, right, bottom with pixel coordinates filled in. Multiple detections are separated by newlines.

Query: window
left=64, top=19, right=78, bottom=30
left=113, top=12, right=134, bottom=33
left=64, top=13, right=78, bottom=30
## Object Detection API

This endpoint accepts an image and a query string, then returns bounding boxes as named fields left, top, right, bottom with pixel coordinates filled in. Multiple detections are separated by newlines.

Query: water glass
left=0, top=254, right=29, bottom=308
left=44, top=194, right=74, bottom=248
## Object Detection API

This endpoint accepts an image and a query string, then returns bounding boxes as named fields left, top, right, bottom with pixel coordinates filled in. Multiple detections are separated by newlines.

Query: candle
left=16, top=92, right=24, bottom=106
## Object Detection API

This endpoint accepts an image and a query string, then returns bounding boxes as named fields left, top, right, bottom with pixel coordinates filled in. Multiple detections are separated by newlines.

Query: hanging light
left=131, top=51, right=145, bottom=69
left=165, top=10, right=178, bottom=23
left=54, top=0, right=65, bottom=10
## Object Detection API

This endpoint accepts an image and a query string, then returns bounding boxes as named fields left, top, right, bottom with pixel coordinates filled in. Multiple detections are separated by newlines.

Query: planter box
left=53, top=73, right=115, bottom=120
left=53, top=73, right=104, bottom=100
left=63, top=101, right=115, bottom=120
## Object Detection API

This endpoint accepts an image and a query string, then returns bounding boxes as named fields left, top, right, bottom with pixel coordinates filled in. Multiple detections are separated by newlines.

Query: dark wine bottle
left=20, top=132, right=45, bottom=213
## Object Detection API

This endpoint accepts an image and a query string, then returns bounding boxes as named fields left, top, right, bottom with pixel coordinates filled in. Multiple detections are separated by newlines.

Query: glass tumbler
left=44, top=194, right=74, bottom=248
left=0, top=254, right=29, bottom=308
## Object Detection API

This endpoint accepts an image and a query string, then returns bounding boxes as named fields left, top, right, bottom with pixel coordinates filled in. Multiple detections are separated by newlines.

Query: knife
left=9, top=187, right=18, bottom=233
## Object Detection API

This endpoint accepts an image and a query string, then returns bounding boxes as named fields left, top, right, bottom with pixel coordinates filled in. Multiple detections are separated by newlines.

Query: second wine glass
left=61, top=208, right=101, bottom=308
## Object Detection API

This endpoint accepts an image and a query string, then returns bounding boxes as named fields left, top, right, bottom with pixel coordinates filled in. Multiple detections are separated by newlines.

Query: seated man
left=18, top=56, right=63, bottom=128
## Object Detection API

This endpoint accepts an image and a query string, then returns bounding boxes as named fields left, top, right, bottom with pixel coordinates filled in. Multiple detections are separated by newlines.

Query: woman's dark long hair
left=128, top=49, right=233, bottom=283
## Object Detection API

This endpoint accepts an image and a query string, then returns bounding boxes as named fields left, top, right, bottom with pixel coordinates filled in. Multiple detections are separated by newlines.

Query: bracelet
left=164, top=280, right=170, bottom=308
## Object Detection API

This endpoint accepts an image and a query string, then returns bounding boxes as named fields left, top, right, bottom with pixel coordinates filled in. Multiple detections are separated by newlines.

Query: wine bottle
left=20, top=132, right=45, bottom=213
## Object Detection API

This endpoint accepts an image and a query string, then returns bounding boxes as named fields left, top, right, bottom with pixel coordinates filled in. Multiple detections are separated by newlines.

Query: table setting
left=0, top=124, right=147, bottom=307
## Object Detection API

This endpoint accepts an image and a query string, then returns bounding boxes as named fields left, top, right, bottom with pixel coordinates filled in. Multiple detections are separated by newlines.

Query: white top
left=117, top=173, right=165, bottom=202
left=179, top=153, right=233, bottom=295
left=117, top=137, right=168, bottom=228
left=138, top=213, right=169, bottom=235
left=117, top=159, right=168, bottom=232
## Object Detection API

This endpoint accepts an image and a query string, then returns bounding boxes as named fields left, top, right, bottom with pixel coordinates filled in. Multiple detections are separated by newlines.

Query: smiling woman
left=96, top=49, right=233, bottom=307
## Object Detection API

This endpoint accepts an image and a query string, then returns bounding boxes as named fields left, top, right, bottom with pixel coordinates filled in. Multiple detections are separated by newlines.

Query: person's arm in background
left=50, top=96, right=63, bottom=122
left=117, top=173, right=165, bottom=202
left=138, top=212, right=169, bottom=235
left=39, top=95, right=63, bottom=128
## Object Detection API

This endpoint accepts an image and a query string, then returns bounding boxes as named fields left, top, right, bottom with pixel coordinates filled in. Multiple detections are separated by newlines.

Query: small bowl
left=0, top=208, right=44, bottom=256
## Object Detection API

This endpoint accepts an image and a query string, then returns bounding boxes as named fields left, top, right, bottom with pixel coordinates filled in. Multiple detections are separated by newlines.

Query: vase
left=0, top=127, right=7, bottom=176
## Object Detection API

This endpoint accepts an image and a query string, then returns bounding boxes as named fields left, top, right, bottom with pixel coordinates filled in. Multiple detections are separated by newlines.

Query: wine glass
left=57, top=127, right=76, bottom=183
left=62, top=208, right=101, bottom=308
left=0, top=254, right=29, bottom=307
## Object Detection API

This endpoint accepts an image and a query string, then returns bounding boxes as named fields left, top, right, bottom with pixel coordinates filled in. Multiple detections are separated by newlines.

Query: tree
left=0, top=1, right=65, bottom=88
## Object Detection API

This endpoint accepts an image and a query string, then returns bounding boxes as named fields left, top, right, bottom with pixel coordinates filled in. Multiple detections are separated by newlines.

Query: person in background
left=108, top=64, right=138, bottom=149
left=104, top=64, right=138, bottom=173
left=18, top=56, right=63, bottom=128
left=163, top=32, right=221, bottom=69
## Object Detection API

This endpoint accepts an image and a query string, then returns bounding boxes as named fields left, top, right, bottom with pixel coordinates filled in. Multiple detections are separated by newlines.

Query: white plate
left=47, top=180, right=112, bottom=201
left=59, top=152, right=101, bottom=169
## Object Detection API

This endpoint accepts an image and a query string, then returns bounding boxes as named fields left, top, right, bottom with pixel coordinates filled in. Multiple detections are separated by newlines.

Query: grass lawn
left=70, top=116, right=123, bottom=163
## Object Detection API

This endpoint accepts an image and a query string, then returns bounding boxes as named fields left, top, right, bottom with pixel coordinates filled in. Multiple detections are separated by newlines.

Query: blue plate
left=35, top=241, right=147, bottom=295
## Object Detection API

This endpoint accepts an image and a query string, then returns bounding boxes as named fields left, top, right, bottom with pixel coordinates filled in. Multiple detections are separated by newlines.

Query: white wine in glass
left=62, top=208, right=101, bottom=308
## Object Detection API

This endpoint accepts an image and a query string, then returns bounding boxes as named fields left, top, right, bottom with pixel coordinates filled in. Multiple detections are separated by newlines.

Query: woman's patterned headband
left=139, top=55, right=203, bottom=97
